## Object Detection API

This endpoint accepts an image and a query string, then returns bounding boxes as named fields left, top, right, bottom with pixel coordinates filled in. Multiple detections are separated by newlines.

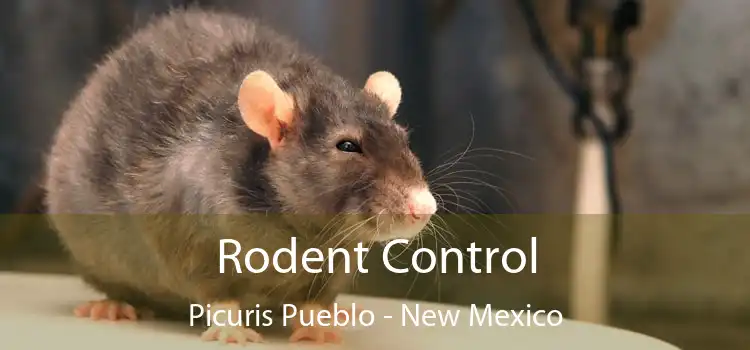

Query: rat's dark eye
left=336, top=140, right=362, bottom=153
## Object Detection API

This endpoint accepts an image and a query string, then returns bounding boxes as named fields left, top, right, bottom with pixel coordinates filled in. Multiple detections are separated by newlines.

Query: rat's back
left=44, top=9, right=308, bottom=215
left=42, top=9, right=316, bottom=298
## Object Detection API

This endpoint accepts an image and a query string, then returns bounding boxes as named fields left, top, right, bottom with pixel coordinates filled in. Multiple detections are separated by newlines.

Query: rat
left=42, top=8, right=437, bottom=345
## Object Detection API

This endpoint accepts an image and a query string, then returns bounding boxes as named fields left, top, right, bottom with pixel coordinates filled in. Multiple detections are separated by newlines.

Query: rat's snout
left=406, top=187, right=437, bottom=223
left=363, top=185, right=437, bottom=242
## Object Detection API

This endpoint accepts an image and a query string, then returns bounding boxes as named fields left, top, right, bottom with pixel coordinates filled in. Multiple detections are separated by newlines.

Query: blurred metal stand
left=569, top=62, right=616, bottom=323
left=517, top=0, right=639, bottom=322
left=567, top=0, right=640, bottom=324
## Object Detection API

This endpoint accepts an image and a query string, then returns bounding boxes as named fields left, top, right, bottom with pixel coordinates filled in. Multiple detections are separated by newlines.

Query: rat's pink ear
left=237, top=70, right=295, bottom=148
left=364, top=71, right=401, bottom=118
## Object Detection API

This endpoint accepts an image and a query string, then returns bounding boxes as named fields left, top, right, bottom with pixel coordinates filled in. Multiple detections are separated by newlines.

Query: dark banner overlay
left=2, top=213, right=737, bottom=335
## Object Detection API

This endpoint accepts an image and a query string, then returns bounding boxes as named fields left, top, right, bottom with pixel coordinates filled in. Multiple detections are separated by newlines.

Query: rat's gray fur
left=43, top=9, right=429, bottom=325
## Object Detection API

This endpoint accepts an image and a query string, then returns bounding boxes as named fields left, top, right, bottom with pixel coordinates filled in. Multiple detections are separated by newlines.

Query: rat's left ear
left=237, top=70, right=295, bottom=149
left=364, top=71, right=401, bottom=118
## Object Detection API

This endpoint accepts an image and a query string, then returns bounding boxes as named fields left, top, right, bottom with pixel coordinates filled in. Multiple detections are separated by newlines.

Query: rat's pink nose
left=407, top=187, right=437, bottom=222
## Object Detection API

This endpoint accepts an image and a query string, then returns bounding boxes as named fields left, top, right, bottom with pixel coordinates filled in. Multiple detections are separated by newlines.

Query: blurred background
left=1, top=0, right=749, bottom=349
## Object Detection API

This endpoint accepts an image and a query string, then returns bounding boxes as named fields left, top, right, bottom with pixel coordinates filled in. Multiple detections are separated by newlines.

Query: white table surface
left=0, top=272, right=679, bottom=350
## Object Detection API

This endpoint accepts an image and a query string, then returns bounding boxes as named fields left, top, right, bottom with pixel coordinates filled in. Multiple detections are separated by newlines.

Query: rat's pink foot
left=333, top=305, right=360, bottom=323
left=289, top=326, right=342, bottom=344
left=201, top=325, right=263, bottom=345
left=73, top=299, right=138, bottom=321
left=290, top=303, right=344, bottom=344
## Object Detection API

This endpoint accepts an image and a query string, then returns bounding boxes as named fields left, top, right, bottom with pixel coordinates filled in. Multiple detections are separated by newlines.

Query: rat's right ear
left=364, top=71, right=401, bottom=118
left=237, top=70, right=295, bottom=149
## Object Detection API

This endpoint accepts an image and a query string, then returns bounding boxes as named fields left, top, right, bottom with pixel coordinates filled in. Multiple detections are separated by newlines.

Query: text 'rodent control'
left=219, top=237, right=537, bottom=275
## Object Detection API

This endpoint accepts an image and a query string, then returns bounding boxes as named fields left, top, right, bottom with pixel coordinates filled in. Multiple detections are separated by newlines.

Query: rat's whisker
left=403, top=234, right=423, bottom=299
left=427, top=139, right=533, bottom=180
left=310, top=215, right=376, bottom=301
left=434, top=200, right=508, bottom=250
left=434, top=188, right=508, bottom=231
left=299, top=213, right=349, bottom=300
left=353, top=212, right=383, bottom=289
left=427, top=149, right=527, bottom=181
left=429, top=219, right=458, bottom=248
left=431, top=167, right=513, bottom=186
left=386, top=229, right=413, bottom=264
left=433, top=181, right=462, bottom=211
left=438, top=178, right=517, bottom=213
left=426, top=115, right=476, bottom=179
left=432, top=188, right=489, bottom=214
left=352, top=239, right=376, bottom=290
left=433, top=227, right=442, bottom=302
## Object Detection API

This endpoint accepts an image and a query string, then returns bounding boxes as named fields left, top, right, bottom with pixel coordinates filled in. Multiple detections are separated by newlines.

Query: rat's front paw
left=289, top=325, right=342, bottom=344
left=201, top=325, right=264, bottom=345
left=73, top=299, right=138, bottom=321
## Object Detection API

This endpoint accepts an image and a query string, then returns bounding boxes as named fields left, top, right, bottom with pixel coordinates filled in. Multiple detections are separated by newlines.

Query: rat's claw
left=73, top=299, right=138, bottom=321
left=201, top=325, right=263, bottom=345
left=289, top=326, right=342, bottom=344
